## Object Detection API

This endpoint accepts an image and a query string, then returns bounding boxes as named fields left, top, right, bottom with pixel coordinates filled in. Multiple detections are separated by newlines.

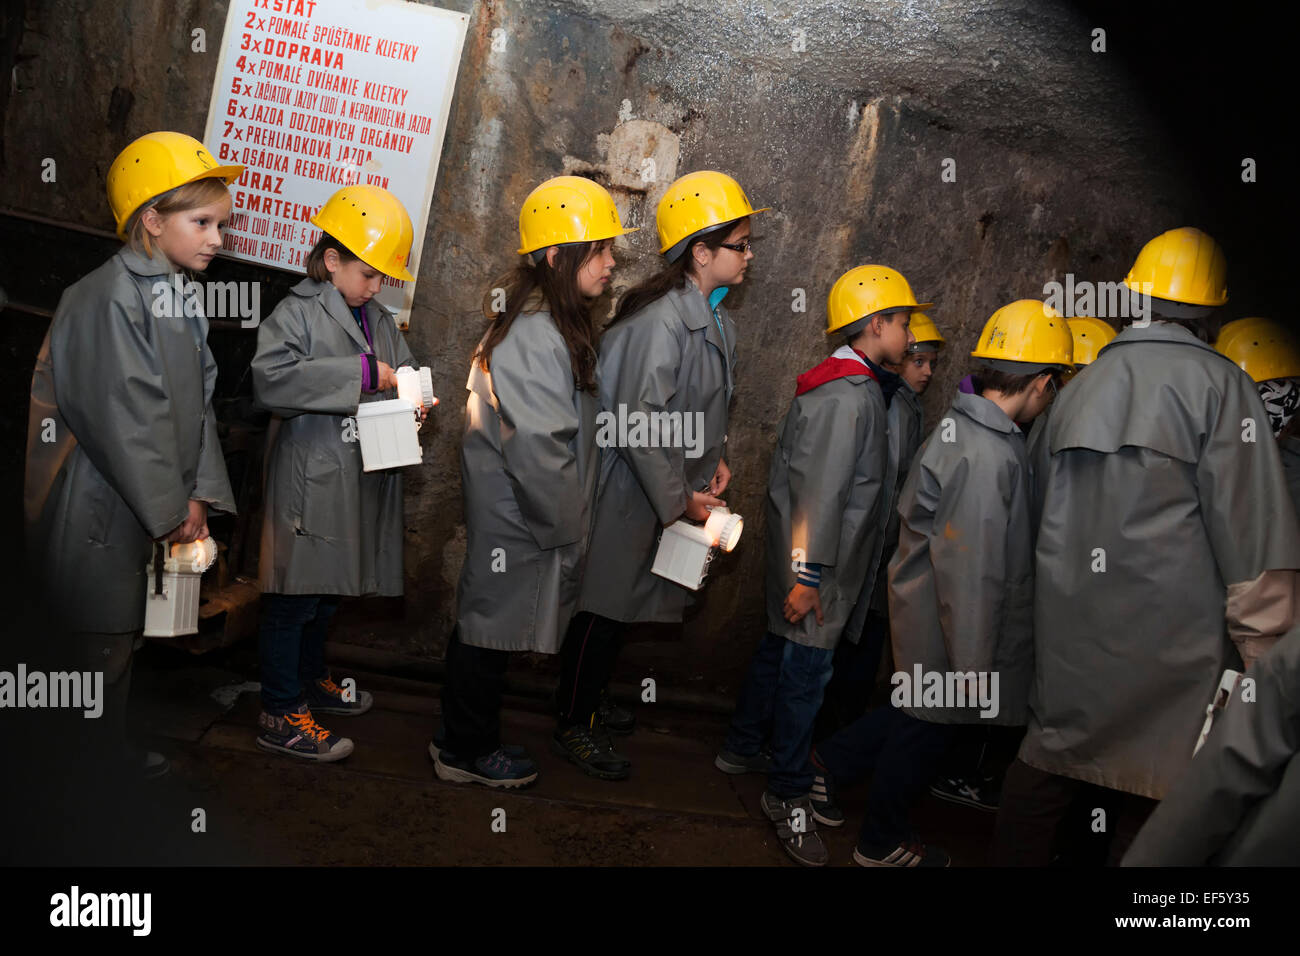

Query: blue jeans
left=259, top=593, right=341, bottom=714
left=724, top=631, right=835, bottom=798
left=815, top=705, right=955, bottom=850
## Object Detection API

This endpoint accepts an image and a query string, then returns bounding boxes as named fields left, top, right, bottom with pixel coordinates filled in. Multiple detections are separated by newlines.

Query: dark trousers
left=555, top=611, right=625, bottom=728
left=813, top=609, right=890, bottom=742
left=439, top=627, right=511, bottom=761
left=816, top=705, right=957, bottom=849
left=724, top=631, right=836, bottom=798
left=992, top=758, right=1159, bottom=866
left=941, top=724, right=1026, bottom=783
left=258, top=593, right=341, bottom=714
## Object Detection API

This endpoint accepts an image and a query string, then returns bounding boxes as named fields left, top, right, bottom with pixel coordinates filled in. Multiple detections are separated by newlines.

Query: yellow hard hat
left=311, top=185, right=416, bottom=281
left=971, top=299, right=1074, bottom=369
left=1215, top=317, right=1300, bottom=382
left=1123, top=227, right=1228, bottom=308
left=1067, top=317, right=1117, bottom=366
left=517, top=176, right=636, bottom=256
left=657, top=171, right=769, bottom=262
left=907, top=310, right=946, bottom=351
left=826, top=265, right=932, bottom=336
left=107, top=131, right=243, bottom=237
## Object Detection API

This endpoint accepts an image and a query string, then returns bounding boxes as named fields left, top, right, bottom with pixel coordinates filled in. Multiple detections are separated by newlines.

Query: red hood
left=795, top=348, right=878, bottom=396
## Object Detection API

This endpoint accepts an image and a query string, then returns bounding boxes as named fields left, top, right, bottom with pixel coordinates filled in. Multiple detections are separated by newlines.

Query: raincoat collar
left=952, top=389, right=1023, bottom=435
left=294, top=277, right=373, bottom=353
left=118, top=244, right=177, bottom=278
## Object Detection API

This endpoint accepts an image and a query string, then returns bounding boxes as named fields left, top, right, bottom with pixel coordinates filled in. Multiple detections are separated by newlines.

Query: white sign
left=203, top=0, right=469, bottom=326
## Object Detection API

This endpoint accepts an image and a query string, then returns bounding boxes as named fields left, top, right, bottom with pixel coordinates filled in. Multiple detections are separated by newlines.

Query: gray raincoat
left=579, top=282, right=736, bottom=624
left=1282, top=434, right=1300, bottom=517
left=887, top=391, right=1034, bottom=725
left=252, top=278, right=413, bottom=596
left=456, top=307, right=600, bottom=653
left=1021, top=323, right=1300, bottom=799
left=870, top=379, right=925, bottom=611
left=764, top=346, right=892, bottom=650
left=24, top=247, right=235, bottom=633
left=1123, top=624, right=1300, bottom=866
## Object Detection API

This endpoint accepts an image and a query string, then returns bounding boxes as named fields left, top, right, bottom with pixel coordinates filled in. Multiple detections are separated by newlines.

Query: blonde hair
left=124, top=178, right=232, bottom=257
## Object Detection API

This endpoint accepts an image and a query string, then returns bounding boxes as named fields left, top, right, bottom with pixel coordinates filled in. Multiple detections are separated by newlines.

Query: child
left=435, top=175, right=634, bottom=788
left=252, top=184, right=423, bottom=762
left=24, top=131, right=241, bottom=775
left=1214, top=317, right=1300, bottom=515
left=554, top=171, right=766, bottom=779
left=995, top=228, right=1300, bottom=865
left=718, top=265, right=921, bottom=866
left=812, top=310, right=945, bottom=745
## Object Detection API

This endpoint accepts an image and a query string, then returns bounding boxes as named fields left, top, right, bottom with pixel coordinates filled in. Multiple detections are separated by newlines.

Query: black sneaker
left=760, top=790, right=829, bottom=867
left=714, top=745, right=774, bottom=774
left=428, top=734, right=532, bottom=765
left=304, top=675, right=374, bottom=716
left=434, top=747, right=538, bottom=789
left=808, top=749, right=844, bottom=827
left=930, top=774, right=999, bottom=812
left=552, top=722, right=631, bottom=780
left=597, top=688, right=636, bottom=735
left=854, top=838, right=951, bottom=868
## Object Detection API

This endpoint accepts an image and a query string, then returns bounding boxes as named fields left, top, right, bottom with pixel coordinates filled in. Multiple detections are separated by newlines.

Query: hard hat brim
left=659, top=208, right=770, bottom=259
left=517, top=225, right=638, bottom=256
left=114, top=163, right=245, bottom=237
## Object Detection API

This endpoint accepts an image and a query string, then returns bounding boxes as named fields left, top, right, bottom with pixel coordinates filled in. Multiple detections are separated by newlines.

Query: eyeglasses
left=718, top=240, right=752, bottom=254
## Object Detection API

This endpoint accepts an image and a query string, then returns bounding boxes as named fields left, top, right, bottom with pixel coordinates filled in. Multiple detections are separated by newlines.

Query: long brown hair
left=608, top=224, right=738, bottom=327
left=477, top=242, right=601, bottom=392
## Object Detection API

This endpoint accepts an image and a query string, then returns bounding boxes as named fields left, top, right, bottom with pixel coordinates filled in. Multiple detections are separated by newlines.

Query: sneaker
left=304, top=675, right=374, bottom=716
left=808, top=750, right=844, bottom=827
left=427, top=738, right=533, bottom=768
left=434, top=748, right=538, bottom=789
left=597, top=688, right=636, bottom=735
left=256, top=705, right=354, bottom=762
left=552, top=722, right=631, bottom=781
left=854, top=838, right=951, bottom=868
left=760, top=791, right=828, bottom=867
left=929, top=774, right=999, bottom=812
left=714, top=745, right=774, bottom=775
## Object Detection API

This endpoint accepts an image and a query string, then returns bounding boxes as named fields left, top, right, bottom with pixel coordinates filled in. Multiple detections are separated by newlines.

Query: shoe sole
left=928, top=786, right=998, bottom=812
left=714, top=754, right=770, bottom=775
left=852, top=847, right=950, bottom=868
left=255, top=736, right=354, bottom=762
left=433, top=754, right=537, bottom=789
left=307, top=698, right=374, bottom=717
left=810, top=807, right=845, bottom=828
left=781, top=844, right=829, bottom=867
left=550, top=739, right=630, bottom=781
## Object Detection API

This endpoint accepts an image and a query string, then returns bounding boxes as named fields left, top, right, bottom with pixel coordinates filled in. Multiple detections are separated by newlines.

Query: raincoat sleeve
left=1198, top=383, right=1300, bottom=660
left=610, top=316, right=693, bottom=526
left=190, top=340, right=237, bottom=513
left=491, top=320, right=585, bottom=551
left=927, top=453, right=1009, bottom=672
left=786, top=391, right=864, bottom=567
left=51, top=287, right=190, bottom=539
left=253, top=299, right=364, bottom=418
left=1122, top=630, right=1300, bottom=866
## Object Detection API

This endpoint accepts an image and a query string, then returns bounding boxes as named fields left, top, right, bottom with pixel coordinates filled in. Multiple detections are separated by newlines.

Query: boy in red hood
left=714, top=265, right=922, bottom=866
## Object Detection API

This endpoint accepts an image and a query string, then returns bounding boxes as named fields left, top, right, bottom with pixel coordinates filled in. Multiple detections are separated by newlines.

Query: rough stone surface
left=1, top=0, right=1290, bottom=693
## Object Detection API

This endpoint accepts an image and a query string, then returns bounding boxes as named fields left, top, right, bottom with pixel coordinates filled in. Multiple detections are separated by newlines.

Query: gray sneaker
left=256, top=705, right=354, bottom=762
left=714, top=745, right=774, bottom=774
left=760, top=790, right=829, bottom=867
